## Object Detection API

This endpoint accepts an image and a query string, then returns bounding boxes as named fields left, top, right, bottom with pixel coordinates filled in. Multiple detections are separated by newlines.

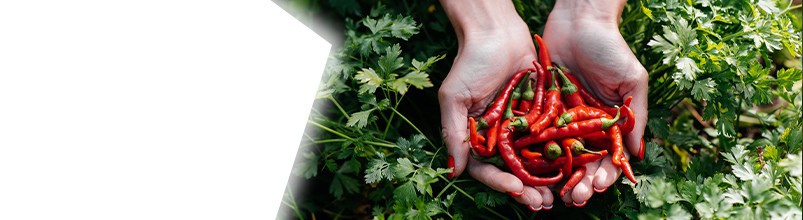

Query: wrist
left=440, top=0, right=526, bottom=44
left=552, top=0, right=626, bottom=26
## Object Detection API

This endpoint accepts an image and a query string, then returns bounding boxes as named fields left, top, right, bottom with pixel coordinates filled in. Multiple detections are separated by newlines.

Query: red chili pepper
left=561, top=70, right=620, bottom=116
left=637, top=138, right=646, bottom=160
left=560, top=166, right=586, bottom=197
left=555, top=67, right=586, bottom=107
left=518, top=79, right=535, bottom=113
left=532, top=61, right=547, bottom=115
left=608, top=125, right=636, bottom=184
left=608, top=125, right=624, bottom=167
left=534, top=34, right=552, bottom=70
left=525, top=71, right=562, bottom=134
left=476, top=69, right=530, bottom=129
left=512, top=109, right=527, bottom=116
left=498, top=120, right=564, bottom=186
left=521, top=147, right=543, bottom=159
left=468, top=117, right=497, bottom=157
left=621, top=157, right=637, bottom=184
left=619, top=98, right=636, bottom=135
left=523, top=150, right=608, bottom=175
left=513, top=109, right=621, bottom=149
left=559, top=139, right=573, bottom=177
left=578, top=130, right=608, bottom=140
left=582, top=137, right=612, bottom=150
left=556, top=106, right=612, bottom=127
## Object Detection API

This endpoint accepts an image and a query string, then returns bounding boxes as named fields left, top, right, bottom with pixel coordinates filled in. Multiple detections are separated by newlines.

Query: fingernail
left=593, top=186, right=607, bottom=193
left=573, top=201, right=587, bottom=207
left=637, top=138, right=646, bottom=160
left=528, top=205, right=541, bottom=212
left=447, top=156, right=455, bottom=179
left=508, top=190, right=523, bottom=197
left=542, top=204, right=552, bottom=210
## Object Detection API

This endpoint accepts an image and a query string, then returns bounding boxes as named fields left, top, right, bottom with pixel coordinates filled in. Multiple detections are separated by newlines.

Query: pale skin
left=438, top=0, right=648, bottom=209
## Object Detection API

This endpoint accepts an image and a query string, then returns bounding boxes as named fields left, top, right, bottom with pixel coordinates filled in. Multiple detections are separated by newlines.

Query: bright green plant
left=280, top=0, right=802, bottom=219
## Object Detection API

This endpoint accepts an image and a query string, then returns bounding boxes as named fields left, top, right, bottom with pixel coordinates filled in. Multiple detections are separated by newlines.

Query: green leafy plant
left=279, top=0, right=802, bottom=219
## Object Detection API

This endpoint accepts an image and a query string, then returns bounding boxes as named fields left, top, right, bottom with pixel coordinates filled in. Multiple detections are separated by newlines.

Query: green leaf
left=355, top=68, right=383, bottom=94
left=647, top=16, right=698, bottom=64
left=331, top=172, right=360, bottom=199
left=411, top=168, right=440, bottom=196
left=388, top=16, right=419, bottom=40
left=474, top=191, right=507, bottom=209
left=363, top=14, right=392, bottom=35
left=396, top=135, right=427, bottom=162
left=293, top=151, right=319, bottom=179
left=640, top=0, right=654, bottom=20
left=666, top=203, right=692, bottom=220
left=390, top=71, right=433, bottom=95
left=673, top=57, right=701, bottom=90
left=346, top=108, right=375, bottom=128
left=779, top=151, right=802, bottom=177
left=691, top=78, right=716, bottom=101
left=393, top=158, right=416, bottom=179
left=645, top=178, right=680, bottom=208
left=731, top=161, right=757, bottom=181
left=648, top=118, right=670, bottom=138
left=393, top=181, right=417, bottom=202
left=776, top=68, right=802, bottom=91
left=411, top=54, right=446, bottom=72
left=365, top=156, right=392, bottom=184
left=377, top=44, right=404, bottom=75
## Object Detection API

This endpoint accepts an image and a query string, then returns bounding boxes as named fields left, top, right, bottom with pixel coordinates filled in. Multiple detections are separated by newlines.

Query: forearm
left=439, top=0, right=525, bottom=45
left=552, top=0, right=627, bottom=25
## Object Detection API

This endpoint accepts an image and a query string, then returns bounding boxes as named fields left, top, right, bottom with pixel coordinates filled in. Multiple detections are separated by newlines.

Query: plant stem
left=313, top=138, right=348, bottom=144
left=309, top=120, right=354, bottom=141
left=365, top=141, right=399, bottom=149
left=721, top=31, right=747, bottom=42
left=781, top=3, right=802, bottom=15
left=437, top=176, right=510, bottom=220
left=390, top=107, right=438, bottom=149
left=329, top=96, right=351, bottom=120
left=284, top=185, right=305, bottom=220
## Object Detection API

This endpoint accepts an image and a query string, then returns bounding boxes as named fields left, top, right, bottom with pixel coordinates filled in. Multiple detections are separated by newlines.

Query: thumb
left=621, top=64, right=649, bottom=159
left=439, top=87, right=471, bottom=179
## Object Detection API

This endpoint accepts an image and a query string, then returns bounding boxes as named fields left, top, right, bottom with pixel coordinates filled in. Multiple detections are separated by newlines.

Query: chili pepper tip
left=638, top=138, right=646, bottom=161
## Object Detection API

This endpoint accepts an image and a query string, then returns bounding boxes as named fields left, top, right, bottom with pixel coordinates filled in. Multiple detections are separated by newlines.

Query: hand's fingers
left=571, top=159, right=601, bottom=207
left=621, top=65, right=649, bottom=159
left=592, top=155, right=622, bottom=192
left=560, top=187, right=573, bottom=205
left=467, top=157, right=524, bottom=195
left=513, top=187, right=543, bottom=211
left=439, top=87, right=472, bottom=178
left=534, top=186, right=554, bottom=210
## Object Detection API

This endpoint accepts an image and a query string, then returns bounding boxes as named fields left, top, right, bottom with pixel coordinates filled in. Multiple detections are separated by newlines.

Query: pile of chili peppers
left=467, top=34, right=645, bottom=198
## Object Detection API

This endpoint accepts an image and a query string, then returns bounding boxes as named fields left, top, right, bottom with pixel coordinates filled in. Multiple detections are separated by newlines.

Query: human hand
left=542, top=0, right=648, bottom=206
left=438, top=0, right=555, bottom=210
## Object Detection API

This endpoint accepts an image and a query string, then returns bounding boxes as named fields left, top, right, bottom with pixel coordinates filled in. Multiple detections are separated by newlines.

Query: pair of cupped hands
left=438, top=1, right=648, bottom=210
